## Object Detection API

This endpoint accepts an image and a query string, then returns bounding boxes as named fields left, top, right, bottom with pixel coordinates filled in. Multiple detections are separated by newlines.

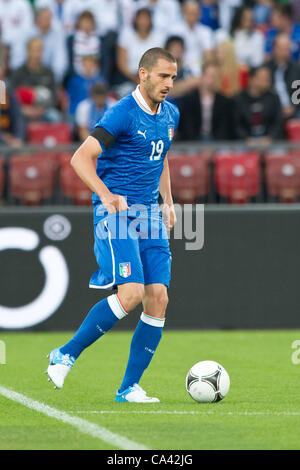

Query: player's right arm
left=70, top=136, right=129, bottom=213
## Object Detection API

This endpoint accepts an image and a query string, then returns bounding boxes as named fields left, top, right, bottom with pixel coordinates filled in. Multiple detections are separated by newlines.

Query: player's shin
left=118, top=312, right=165, bottom=393
left=59, top=294, right=128, bottom=359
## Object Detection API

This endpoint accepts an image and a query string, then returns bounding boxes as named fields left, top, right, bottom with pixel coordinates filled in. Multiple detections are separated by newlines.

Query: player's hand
left=161, top=202, right=177, bottom=231
left=101, top=193, right=129, bottom=214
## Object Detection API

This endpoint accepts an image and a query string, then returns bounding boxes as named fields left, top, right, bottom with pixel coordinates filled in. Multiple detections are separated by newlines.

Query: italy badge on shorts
left=168, top=126, right=174, bottom=141
left=119, top=262, right=131, bottom=278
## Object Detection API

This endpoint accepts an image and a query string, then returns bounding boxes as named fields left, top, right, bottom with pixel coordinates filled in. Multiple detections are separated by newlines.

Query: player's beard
left=145, top=76, right=165, bottom=104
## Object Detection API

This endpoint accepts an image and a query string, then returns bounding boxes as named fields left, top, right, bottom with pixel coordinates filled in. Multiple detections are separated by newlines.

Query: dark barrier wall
left=0, top=205, right=300, bottom=330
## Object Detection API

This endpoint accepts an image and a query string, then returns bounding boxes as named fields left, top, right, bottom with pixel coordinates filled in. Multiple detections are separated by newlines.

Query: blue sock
left=60, top=294, right=128, bottom=359
left=119, top=312, right=165, bottom=393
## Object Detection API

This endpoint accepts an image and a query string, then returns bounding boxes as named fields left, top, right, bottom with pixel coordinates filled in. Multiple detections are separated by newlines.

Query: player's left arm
left=159, top=154, right=177, bottom=230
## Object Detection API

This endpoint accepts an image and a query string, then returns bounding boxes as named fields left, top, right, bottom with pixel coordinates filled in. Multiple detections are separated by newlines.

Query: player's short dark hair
left=138, top=48, right=176, bottom=71
left=165, top=35, right=185, bottom=51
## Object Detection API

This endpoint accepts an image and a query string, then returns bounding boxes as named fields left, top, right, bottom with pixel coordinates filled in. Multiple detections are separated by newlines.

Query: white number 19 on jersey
left=149, top=140, right=164, bottom=161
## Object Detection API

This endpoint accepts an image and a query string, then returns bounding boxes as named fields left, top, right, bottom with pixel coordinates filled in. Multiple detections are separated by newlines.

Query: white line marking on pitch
left=0, top=385, right=148, bottom=450
left=73, top=410, right=300, bottom=417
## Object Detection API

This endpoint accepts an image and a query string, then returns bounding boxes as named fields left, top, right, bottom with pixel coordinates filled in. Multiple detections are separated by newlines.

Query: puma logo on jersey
left=137, top=129, right=147, bottom=139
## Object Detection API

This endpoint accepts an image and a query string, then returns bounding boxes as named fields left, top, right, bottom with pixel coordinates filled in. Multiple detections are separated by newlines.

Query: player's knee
left=145, top=289, right=169, bottom=318
left=118, top=284, right=144, bottom=312
left=157, top=291, right=169, bottom=312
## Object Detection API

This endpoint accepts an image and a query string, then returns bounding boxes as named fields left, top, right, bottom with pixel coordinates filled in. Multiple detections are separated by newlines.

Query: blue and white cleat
left=46, top=348, right=75, bottom=389
left=115, top=383, right=160, bottom=403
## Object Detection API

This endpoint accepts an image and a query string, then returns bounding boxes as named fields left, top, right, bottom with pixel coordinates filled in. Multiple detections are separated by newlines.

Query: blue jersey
left=92, top=86, right=180, bottom=209
left=265, top=24, right=300, bottom=61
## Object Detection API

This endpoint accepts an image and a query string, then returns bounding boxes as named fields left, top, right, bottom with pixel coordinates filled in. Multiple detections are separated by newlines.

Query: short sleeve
left=173, top=106, right=180, bottom=133
left=175, top=107, right=180, bottom=131
left=95, top=102, right=128, bottom=137
left=92, top=101, right=129, bottom=149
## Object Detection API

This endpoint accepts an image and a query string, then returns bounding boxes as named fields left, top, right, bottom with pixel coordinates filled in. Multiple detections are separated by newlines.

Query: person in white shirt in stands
left=66, top=10, right=101, bottom=78
left=75, top=82, right=116, bottom=141
left=117, top=7, right=165, bottom=90
left=36, top=0, right=119, bottom=36
left=168, top=0, right=215, bottom=77
left=230, top=6, right=265, bottom=68
left=218, top=0, right=242, bottom=33
left=0, top=0, right=34, bottom=70
left=35, top=0, right=69, bottom=31
left=30, top=7, right=68, bottom=84
left=123, top=0, right=182, bottom=32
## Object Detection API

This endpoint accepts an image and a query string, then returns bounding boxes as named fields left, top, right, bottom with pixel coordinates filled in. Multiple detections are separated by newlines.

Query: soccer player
left=46, top=47, right=180, bottom=403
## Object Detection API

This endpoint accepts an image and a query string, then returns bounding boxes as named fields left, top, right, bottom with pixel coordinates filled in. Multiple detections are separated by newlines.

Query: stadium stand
left=59, top=153, right=95, bottom=205
left=214, top=151, right=260, bottom=204
left=168, top=152, right=211, bottom=203
left=27, top=122, right=72, bottom=147
left=286, top=120, right=300, bottom=142
left=0, top=0, right=299, bottom=206
left=0, top=156, right=5, bottom=198
left=9, top=153, right=57, bottom=205
left=264, top=151, right=300, bottom=203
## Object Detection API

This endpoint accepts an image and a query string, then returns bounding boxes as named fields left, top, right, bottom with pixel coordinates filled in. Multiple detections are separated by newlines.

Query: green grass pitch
left=0, top=330, right=300, bottom=450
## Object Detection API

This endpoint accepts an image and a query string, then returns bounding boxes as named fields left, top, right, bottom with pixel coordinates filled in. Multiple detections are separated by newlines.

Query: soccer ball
left=186, top=360, right=230, bottom=403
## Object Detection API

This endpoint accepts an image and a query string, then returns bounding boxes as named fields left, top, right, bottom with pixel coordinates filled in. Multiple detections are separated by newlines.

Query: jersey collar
left=132, top=85, right=161, bottom=115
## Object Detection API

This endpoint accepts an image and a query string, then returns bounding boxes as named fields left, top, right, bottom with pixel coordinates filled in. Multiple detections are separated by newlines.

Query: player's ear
left=139, top=66, right=148, bottom=83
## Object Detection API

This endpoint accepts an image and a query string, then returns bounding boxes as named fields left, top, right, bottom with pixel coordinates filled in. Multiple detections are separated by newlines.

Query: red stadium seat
left=0, top=156, right=5, bottom=198
left=286, top=120, right=300, bottom=141
left=34, top=151, right=59, bottom=169
left=214, top=152, right=260, bottom=203
left=264, top=151, right=300, bottom=202
left=58, top=152, right=73, bottom=166
left=168, top=152, right=211, bottom=203
left=27, top=122, right=72, bottom=146
left=10, top=154, right=57, bottom=205
left=60, top=158, right=96, bottom=205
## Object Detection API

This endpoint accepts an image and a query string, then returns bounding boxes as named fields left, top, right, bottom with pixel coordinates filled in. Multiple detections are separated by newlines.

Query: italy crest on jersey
left=119, top=262, right=131, bottom=278
left=168, top=126, right=174, bottom=141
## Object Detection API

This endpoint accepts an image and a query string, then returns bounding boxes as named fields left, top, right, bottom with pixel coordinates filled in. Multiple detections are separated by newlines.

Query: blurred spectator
left=30, top=7, right=68, bottom=84
left=0, top=51, right=26, bottom=146
left=168, top=0, right=214, bottom=76
left=66, top=10, right=101, bottom=79
left=216, top=40, right=243, bottom=97
left=265, top=4, right=300, bottom=62
left=233, top=65, right=284, bottom=144
left=53, top=0, right=119, bottom=36
left=218, top=0, right=242, bottom=32
left=200, top=0, right=220, bottom=31
left=164, top=35, right=199, bottom=100
left=0, top=0, right=34, bottom=70
left=264, top=33, right=300, bottom=120
left=66, top=55, right=107, bottom=118
left=117, top=7, right=164, bottom=90
left=10, top=37, right=61, bottom=122
left=253, top=0, right=273, bottom=27
left=35, top=0, right=69, bottom=30
left=230, top=6, right=265, bottom=67
left=291, top=0, right=300, bottom=24
left=178, top=62, right=234, bottom=141
left=75, top=82, right=116, bottom=140
left=133, top=0, right=182, bottom=31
